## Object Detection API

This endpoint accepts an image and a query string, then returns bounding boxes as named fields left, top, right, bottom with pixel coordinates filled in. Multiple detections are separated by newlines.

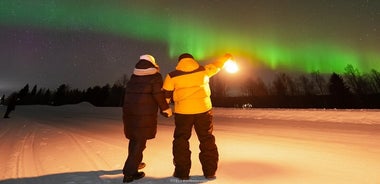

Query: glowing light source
left=224, top=59, right=239, bottom=73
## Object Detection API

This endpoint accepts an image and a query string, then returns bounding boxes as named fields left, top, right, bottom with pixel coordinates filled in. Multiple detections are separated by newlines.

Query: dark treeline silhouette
left=2, top=65, right=379, bottom=109
left=10, top=83, right=125, bottom=107
left=2, top=75, right=129, bottom=107
left=211, top=65, right=380, bottom=109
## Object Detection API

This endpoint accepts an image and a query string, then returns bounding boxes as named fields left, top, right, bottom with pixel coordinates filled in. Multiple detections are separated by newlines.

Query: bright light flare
left=224, top=59, right=239, bottom=73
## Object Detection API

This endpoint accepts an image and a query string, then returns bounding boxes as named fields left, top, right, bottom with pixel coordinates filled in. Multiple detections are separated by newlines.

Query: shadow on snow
left=0, top=170, right=211, bottom=184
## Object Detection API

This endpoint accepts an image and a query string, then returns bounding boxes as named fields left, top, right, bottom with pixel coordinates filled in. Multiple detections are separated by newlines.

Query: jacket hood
left=133, top=59, right=159, bottom=76
left=135, top=59, right=157, bottom=69
left=175, top=58, right=200, bottom=72
left=139, top=54, right=158, bottom=68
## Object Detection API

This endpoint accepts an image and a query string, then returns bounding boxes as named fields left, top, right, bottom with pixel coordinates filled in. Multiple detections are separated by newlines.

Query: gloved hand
left=161, top=108, right=173, bottom=118
left=224, top=53, right=232, bottom=60
left=213, top=53, right=233, bottom=68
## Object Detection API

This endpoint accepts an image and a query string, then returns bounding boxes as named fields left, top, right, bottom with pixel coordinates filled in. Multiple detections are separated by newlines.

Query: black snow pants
left=123, top=139, right=147, bottom=176
left=172, top=110, right=219, bottom=177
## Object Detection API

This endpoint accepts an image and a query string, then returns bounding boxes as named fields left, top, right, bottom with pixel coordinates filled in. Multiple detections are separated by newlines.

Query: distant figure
left=162, top=53, right=232, bottom=180
left=3, top=92, right=18, bottom=119
left=1, top=94, right=5, bottom=105
left=122, top=54, right=172, bottom=183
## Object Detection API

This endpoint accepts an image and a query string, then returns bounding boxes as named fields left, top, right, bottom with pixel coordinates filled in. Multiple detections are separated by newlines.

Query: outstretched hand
left=224, top=53, right=232, bottom=60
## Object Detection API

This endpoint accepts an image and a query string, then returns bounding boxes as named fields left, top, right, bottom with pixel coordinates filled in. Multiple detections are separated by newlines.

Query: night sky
left=1, top=0, right=379, bottom=95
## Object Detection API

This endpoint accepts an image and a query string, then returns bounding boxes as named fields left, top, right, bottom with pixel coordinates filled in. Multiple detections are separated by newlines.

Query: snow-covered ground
left=0, top=103, right=379, bottom=184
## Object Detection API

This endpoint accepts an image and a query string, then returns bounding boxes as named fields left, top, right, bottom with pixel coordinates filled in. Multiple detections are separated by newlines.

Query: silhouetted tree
left=84, top=86, right=96, bottom=105
left=255, top=77, right=269, bottom=96
left=329, top=73, right=350, bottom=96
left=343, top=64, right=370, bottom=95
left=370, top=69, right=380, bottom=93
left=99, top=84, right=111, bottom=106
left=84, top=85, right=110, bottom=106
left=328, top=73, right=351, bottom=108
left=18, top=84, right=29, bottom=104
left=241, top=77, right=255, bottom=96
left=53, top=84, right=70, bottom=106
left=106, top=83, right=125, bottom=106
left=35, top=88, right=44, bottom=104
left=30, top=85, right=37, bottom=97
left=361, top=73, right=377, bottom=94
left=311, top=71, right=327, bottom=95
left=241, top=77, right=268, bottom=97
left=27, top=85, right=38, bottom=104
left=115, top=74, right=129, bottom=88
left=210, top=74, right=227, bottom=97
left=272, top=73, right=297, bottom=96
left=67, top=89, right=84, bottom=104
left=297, top=75, right=316, bottom=96
left=44, top=89, right=53, bottom=105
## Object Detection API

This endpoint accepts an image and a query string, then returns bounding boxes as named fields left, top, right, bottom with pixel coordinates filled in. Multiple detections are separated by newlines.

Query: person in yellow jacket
left=163, top=53, right=232, bottom=180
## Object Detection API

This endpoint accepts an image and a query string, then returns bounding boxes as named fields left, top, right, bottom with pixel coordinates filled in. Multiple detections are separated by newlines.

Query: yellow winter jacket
left=163, top=57, right=224, bottom=114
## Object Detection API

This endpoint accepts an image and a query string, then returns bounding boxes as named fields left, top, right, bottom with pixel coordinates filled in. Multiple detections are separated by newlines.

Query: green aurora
left=1, top=0, right=379, bottom=74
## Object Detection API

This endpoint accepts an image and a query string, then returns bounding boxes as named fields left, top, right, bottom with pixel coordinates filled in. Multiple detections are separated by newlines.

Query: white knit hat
left=140, top=54, right=158, bottom=68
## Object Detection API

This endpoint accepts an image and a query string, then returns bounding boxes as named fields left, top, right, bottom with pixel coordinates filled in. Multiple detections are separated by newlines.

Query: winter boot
left=123, top=172, right=145, bottom=183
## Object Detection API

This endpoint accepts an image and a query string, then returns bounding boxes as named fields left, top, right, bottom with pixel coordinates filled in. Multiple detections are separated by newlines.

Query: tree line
left=1, top=75, right=128, bottom=107
left=210, top=65, right=380, bottom=108
left=1, top=65, right=380, bottom=109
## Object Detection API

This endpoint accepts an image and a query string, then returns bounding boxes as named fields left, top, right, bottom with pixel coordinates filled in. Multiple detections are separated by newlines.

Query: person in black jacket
left=122, top=54, right=172, bottom=183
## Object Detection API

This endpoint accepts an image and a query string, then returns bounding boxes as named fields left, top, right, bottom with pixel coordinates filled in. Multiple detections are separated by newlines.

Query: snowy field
left=0, top=103, right=379, bottom=184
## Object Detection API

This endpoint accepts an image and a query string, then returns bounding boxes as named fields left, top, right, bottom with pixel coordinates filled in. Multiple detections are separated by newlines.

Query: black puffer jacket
left=123, top=60, right=169, bottom=140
